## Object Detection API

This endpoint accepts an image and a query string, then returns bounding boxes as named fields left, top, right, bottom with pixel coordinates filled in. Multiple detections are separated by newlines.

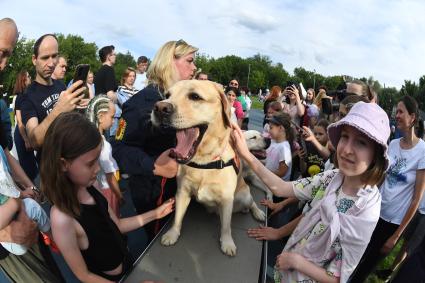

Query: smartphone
left=73, top=64, right=90, bottom=99
left=290, top=120, right=304, bottom=134
left=286, top=81, right=296, bottom=89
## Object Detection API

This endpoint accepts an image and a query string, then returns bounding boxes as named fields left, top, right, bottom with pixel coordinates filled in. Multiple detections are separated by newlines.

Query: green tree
left=114, top=51, right=136, bottom=84
left=249, top=70, right=266, bottom=91
left=0, top=37, right=34, bottom=98
left=267, top=63, right=289, bottom=89
left=195, top=53, right=212, bottom=75
left=378, top=87, right=399, bottom=115
left=56, top=34, right=99, bottom=83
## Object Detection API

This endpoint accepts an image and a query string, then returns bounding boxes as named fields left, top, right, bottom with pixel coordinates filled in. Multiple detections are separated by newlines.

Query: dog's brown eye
left=165, top=92, right=171, bottom=99
left=250, top=136, right=257, bottom=139
left=188, top=92, right=202, bottom=101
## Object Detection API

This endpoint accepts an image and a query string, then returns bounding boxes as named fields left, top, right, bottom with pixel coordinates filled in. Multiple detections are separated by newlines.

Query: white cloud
left=2, top=0, right=425, bottom=88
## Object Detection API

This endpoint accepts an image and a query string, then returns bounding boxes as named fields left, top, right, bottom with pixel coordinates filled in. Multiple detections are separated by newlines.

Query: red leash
left=154, top=177, right=168, bottom=233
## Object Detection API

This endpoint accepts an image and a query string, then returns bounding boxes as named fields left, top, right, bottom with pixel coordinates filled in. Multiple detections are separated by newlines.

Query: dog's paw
left=220, top=238, right=237, bottom=256
left=252, top=207, right=266, bottom=222
left=161, top=229, right=180, bottom=246
left=266, top=192, right=273, bottom=201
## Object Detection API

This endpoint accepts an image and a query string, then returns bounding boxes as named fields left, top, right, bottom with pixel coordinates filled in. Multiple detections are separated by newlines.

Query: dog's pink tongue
left=174, top=128, right=199, bottom=159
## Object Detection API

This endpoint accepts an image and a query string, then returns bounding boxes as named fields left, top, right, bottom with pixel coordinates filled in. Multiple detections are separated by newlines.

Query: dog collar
left=186, top=158, right=239, bottom=175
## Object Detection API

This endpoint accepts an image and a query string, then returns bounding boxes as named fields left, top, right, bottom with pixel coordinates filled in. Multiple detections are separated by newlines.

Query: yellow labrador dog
left=152, top=80, right=265, bottom=256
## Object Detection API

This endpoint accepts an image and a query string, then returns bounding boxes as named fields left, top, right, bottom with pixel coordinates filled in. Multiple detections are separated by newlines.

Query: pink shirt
left=233, top=101, right=244, bottom=119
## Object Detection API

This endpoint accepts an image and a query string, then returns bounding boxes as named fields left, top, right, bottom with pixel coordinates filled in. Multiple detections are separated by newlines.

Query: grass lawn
left=10, top=111, right=14, bottom=127
left=250, top=95, right=263, bottom=110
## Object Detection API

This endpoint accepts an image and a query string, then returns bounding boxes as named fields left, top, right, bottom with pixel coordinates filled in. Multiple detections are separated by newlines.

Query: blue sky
left=2, top=0, right=425, bottom=88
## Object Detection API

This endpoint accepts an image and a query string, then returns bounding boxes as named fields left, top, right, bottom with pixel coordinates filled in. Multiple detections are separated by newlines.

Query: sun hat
left=327, top=101, right=390, bottom=170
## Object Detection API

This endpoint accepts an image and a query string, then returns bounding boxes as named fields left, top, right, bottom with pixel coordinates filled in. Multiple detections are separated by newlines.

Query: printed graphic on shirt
left=387, top=157, right=407, bottom=187
left=115, top=118, right=127, bottom=141
left=41, top=93, right=60, bottom=115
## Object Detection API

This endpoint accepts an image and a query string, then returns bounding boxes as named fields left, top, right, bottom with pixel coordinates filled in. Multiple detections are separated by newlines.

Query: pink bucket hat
left=327, top=101, right=390, bottom=170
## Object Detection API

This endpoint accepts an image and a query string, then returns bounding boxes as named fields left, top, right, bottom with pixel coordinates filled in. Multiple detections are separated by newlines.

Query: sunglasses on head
left=175, top=39, right=187, bottom=47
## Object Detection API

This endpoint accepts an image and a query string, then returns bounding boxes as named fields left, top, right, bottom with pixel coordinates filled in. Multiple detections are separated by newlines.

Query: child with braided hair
left=86, top=95, right=122, bottom=217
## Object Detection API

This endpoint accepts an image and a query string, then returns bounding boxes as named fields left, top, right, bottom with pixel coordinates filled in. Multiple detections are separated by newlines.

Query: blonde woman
left=112, top=39, right=198, bottom=241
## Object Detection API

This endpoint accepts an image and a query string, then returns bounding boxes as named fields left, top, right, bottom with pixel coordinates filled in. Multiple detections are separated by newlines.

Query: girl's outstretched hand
left=155, top=198, right=175, bottom=219
left=247, top=225, right=281, bottom=241
left=230, top=123, right=251, bottom=160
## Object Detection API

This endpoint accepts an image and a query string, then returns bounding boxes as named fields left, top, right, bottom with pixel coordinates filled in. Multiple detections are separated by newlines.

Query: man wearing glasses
left=94, top=45, right=118, bottom=101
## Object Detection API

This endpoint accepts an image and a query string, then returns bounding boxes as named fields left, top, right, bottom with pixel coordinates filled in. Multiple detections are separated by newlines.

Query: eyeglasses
left=229, top=81, right=239, bottom=87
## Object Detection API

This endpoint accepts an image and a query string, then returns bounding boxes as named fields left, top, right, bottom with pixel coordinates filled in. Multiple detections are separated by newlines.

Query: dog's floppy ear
left=214, top=83, right=231, bottom=128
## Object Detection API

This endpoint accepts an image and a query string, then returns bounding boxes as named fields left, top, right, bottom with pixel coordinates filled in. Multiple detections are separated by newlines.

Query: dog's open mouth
left=250, top=150, right=267, bottom=160
left=169, top=125, right=208, bottom=164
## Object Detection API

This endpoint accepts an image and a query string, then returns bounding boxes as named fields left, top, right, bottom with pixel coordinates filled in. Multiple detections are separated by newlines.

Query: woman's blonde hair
left=313, top=89, right=327, bottom=108
left=147, top=40, right=198, bottom=91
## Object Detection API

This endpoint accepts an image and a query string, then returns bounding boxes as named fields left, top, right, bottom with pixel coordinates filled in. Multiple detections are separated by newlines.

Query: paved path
left=246, top=109, right=264, bottom=132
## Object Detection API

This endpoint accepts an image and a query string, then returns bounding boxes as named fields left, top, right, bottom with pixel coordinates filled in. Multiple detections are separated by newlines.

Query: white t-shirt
left=134, top=72, right=147, bottom=91
left=230, top=106, right=237, bottom=124
left=265, top=140, right=292, bottom=181
left=0, top=147, right=20, bottom=202
left=97, top=137, right=119, bottom=190
left=380, top=138, right=425, bottom=224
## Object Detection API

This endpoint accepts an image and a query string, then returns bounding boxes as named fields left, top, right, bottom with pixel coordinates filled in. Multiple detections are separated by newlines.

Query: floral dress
left=274, top=170, right=361, bottom=283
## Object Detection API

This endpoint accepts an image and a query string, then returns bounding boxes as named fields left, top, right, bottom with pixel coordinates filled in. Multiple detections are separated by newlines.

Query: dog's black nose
left=264, top=138, right=271, bottom=149
left=154, top=101, right=174, bottom=116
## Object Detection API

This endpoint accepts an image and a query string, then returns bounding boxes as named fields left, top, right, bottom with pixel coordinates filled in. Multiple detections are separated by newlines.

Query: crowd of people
left=0, top=17, right=424, bottom=283
left=242, top=81, right=425, bottom=282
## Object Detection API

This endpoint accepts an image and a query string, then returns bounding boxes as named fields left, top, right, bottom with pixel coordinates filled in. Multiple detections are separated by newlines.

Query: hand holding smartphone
left=73, top=64, right=90, bottom=99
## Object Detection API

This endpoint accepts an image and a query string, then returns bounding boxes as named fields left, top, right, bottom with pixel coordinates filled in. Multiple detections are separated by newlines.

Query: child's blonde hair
left=85, top=95, right=111, bottom=128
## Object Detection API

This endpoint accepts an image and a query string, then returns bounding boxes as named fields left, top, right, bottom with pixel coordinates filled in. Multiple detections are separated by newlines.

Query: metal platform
left=122, top=188, right=267, bottom=283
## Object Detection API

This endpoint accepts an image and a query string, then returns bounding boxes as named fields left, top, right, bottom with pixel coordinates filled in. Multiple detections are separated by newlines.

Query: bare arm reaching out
left=231, top=124, right=295, bottom=198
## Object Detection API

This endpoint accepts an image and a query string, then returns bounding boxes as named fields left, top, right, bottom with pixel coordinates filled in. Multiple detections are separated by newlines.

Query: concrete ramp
left=123, top=189, right=267, bottom=283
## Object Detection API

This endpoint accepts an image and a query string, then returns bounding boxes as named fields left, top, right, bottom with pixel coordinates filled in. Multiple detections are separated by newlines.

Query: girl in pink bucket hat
left=232, top=101, right=390, bottom=282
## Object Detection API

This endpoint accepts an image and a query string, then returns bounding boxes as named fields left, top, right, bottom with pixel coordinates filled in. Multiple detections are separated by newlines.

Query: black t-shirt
left=94, top=65, right=117, bottom=95
left=14, top=92, right=26, bottom=112
left=302, top=141, right=327, bottom=177
left=20, top=80, right=66, bottom=163
left=21, top=80, right=66, bottom=126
